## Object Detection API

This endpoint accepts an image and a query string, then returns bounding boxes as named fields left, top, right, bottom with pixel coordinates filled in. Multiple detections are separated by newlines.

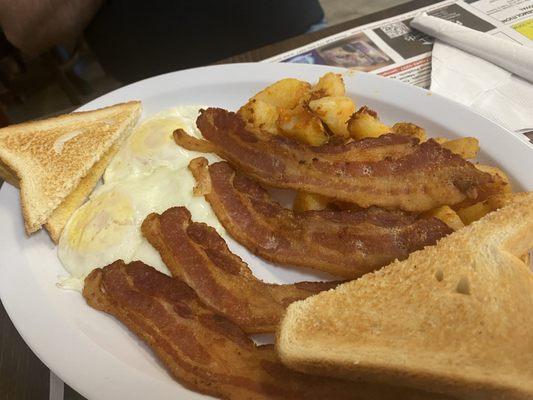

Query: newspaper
left=264, top=0, right=533, bottom=89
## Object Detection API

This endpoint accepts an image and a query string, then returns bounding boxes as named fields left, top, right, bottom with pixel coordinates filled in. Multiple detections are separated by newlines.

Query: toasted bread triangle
left=43, top=140, right=122, bottom=243
left=278, top=193, right=533, bottom=400
left=0, top=101, right=141, bottom=234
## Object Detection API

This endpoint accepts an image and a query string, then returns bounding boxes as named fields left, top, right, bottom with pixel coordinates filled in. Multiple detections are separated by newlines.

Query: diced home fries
left=249, top=78, right=311, bottom=109
left=424, top=205, right=464, bottom=231
left=441, top=137, right=480, bottom=159
left=311, top=72, right=345, bottom=98
left=237, top=72, right=517, bottom=228
left=391, top=122, right=426, bottom=142
left=238, top=99, right=280, bottom=135
left=347, top=106, right=390, bottom=140
left=278, top=106, right=327, bottom=146
left=308, top=96, right=355, bottom=138
left=475, top=164, right=511, bottom=189
left=457, top=193, right=518, bottom=225
left=293, top=192, right=331, bottom=213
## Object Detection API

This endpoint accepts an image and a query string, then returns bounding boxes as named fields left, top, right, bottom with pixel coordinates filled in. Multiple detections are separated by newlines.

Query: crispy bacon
left=188, top=157, right=453, bottom=278
left=83, top=261, right=452, bottom=400
left=175, top=121, right=419, bottom=163
left=142, top=207, right=339, bottom=333
left=173, top=128, right=216, bottom=153
left=190, top=108, right=492, bottom=212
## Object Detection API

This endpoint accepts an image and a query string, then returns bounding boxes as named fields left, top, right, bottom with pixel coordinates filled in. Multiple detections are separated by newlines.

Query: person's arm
left=0, top=0, right=104, bottom=55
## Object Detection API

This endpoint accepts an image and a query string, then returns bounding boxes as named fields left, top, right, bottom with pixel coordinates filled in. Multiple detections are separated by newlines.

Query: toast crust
left=0, top=158, right=19, bottom=187
left=277, top=193, right=533, bottom=400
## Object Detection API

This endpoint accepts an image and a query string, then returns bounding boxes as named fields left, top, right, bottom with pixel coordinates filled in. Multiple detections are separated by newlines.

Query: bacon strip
left=175, top=121, right=419, bottom=163
left=192, top=108, right=491, bottom=212
left=188, top=157, right=453, bottom=278
left=173, top=128, right=216, bottom=153
left=142, top=207, right=339, bottom=333
left=83, top=261, right=452, bottom=400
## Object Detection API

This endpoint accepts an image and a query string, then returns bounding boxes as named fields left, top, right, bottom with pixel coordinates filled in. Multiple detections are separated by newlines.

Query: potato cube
left=441, top=137, right=479, bottom=159
left=309, top=96, right=355, bottom=138
left=433, top=137, right=448, bottom=145
left=391, top=122, right=427, bottom=142
left=312, top=72, right=345, bottom=98
left=250, top=78, right=311, bottom=109
left=238, top=99, right=280, bottom=135
left=347, top=106, right=391, bottom=140
left=425, top=205, right=464, bottom=231
left=293, top=192, right=330, bottom=212
left=456, top=193, right=516, bottom=225
left=278, top=106, right=327, bottom=146
left=475, top=164, right=511, bottom=189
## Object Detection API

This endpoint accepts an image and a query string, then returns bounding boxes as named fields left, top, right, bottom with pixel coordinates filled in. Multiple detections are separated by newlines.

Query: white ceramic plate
left=1, top=63, right=532, bottom=400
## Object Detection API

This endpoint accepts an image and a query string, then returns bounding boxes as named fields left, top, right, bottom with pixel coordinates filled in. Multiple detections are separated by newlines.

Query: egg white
left=58, top=105, right=222, bottom=290
left=104, top=105, right=214, bottom=182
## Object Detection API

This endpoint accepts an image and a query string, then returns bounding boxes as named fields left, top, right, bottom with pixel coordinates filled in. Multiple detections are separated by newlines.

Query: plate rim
left=1, top=62, right=532, bottom=400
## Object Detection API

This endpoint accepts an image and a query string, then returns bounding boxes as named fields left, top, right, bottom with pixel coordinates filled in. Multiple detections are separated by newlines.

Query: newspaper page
left=264, top=0, right=533, bottom=90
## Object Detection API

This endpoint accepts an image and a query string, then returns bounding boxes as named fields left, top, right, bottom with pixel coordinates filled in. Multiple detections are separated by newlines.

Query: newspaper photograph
left=264, top=0, right=533, bottom=89
left=285, top=32, right=394, bottom=71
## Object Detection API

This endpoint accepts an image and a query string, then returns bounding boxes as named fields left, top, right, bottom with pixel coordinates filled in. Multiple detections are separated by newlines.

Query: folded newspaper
left=264, top=0, right=533, bottom=140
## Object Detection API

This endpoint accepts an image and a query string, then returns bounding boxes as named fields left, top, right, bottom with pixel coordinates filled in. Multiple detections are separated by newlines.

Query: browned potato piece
left=278, top=106, right=328, bottom=146
left=475, top=164, right=511, bottom=189
left=391, top=122, right=426, bottom=142
left=457, top=201, right=492, bottom=226
left=475, top=163, right=513, bottom=197
left=308, top=96, right=356, bottom=138
left=293, top=192, right=330, bottom=212
left=238, top=99, right=280, bottom=135
left=238, top=78, right=312, bottom=135
left=250, top=78, right=311, bottom=109
left=424, top=205, right=464, bottom=231
left=347, top=106, right=391, bottom=140
left=312, top=72, right=345, bottom=98
left=441, top=137, right=480, bottom=159
left=433, top=137, right=448, bottom=145
left=451, top=164, right=512, bottom=210
left=457, top=192, right=518, bottom=225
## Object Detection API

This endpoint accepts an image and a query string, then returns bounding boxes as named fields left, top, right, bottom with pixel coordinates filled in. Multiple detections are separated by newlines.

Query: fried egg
left=104, top=105, right=211, bottom=182
left=58, top=105, right=222, bottom=290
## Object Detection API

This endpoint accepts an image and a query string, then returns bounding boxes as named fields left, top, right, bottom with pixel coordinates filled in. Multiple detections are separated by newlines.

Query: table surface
left=0, top=1, right=440, bottom=399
